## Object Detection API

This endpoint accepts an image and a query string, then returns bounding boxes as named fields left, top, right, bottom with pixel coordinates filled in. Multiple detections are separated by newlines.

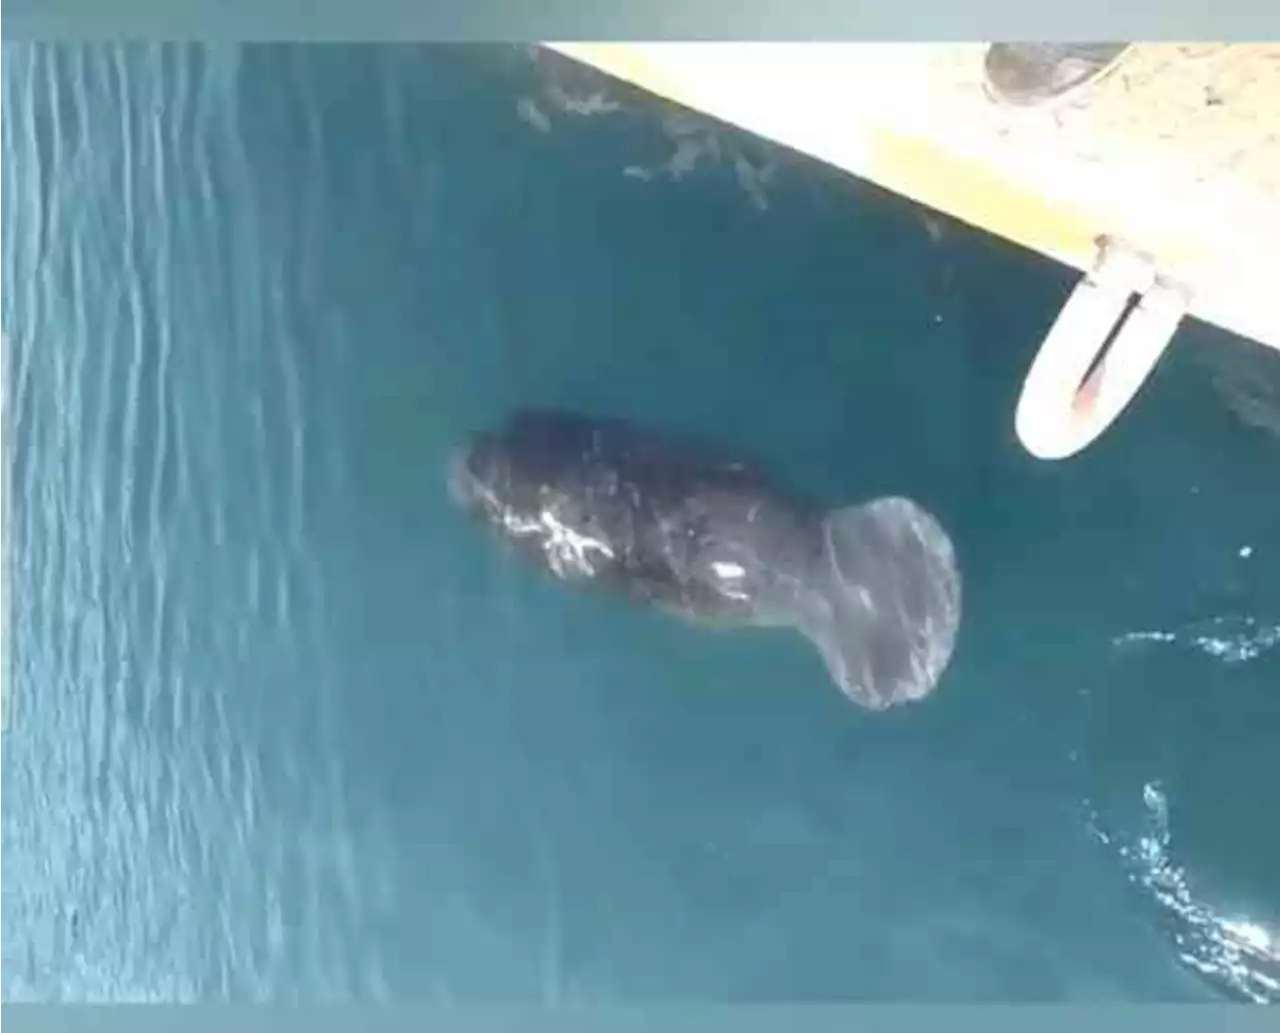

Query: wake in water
left=1113, top=615, right=1280, bottom=665
left=1086, top=612, right=1280, bottom=1002
left=1086, top=783, right=1279, bottom=1003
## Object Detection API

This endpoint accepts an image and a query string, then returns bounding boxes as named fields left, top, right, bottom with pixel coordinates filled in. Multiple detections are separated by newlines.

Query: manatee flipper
left=795, top=497, right=962, bottom=710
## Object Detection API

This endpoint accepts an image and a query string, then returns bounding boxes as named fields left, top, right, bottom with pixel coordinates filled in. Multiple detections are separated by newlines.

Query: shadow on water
left=2, top=43, right=1277, bottom=1001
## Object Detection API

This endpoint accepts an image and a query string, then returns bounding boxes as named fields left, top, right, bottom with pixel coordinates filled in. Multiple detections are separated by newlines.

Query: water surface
left=2, top=43, right=1278, bottom=1002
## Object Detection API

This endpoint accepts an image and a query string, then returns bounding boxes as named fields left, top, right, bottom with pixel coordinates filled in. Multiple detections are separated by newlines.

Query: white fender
left=1015, top=238, right=1190, bottom=460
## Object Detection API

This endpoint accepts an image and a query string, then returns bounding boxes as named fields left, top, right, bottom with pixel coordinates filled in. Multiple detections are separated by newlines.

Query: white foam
left=1086, top=783, right=1280, bottom=1003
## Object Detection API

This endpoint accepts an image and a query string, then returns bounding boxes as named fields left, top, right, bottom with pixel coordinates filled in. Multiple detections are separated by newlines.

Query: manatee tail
left=794, top=497, right=962, bottom=711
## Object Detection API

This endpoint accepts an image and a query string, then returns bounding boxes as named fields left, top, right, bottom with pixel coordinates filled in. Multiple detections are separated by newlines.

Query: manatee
left=448, top=408, right=962, bottom=711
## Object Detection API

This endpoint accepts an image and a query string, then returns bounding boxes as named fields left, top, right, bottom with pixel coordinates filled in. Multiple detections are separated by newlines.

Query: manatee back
left=503, top=410, right=819, bottom=624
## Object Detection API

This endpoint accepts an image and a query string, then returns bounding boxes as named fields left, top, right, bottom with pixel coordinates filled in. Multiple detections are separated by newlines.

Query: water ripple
left=1087, top=785, right=1280, bottom=1003
left=1114, top=615, right=1280, bottom=666
left=3, top=43, right=373, bottom=1001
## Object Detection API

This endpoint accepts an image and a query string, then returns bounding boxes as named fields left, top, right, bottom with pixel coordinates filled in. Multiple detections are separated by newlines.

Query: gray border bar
left=3, top=0, right=1279, bottom=42
left=0, top=330, right=12, bottom=727
left=4, top=1005, right=1280, bottom=1031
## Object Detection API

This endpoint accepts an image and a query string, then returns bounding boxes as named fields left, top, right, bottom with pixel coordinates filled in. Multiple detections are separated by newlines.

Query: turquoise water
left=2, top=43, right=1278, bottom=1002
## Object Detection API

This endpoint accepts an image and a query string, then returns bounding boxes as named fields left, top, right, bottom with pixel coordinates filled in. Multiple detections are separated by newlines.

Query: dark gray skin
left=449, top=408, right=963, bottom=710
left=452, top=409, right=823, bottom=625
